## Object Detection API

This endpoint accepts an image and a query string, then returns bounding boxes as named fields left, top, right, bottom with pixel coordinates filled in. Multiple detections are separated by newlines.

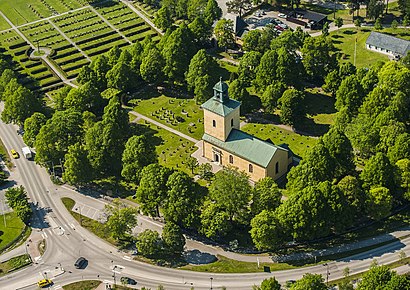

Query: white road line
left=103, top=280, right=111, bottom=284
left=122, top=256, right=132, bottom=261
left=70, top=223, right=75, bottom=229
left=54, top=285, right=62, bottom=290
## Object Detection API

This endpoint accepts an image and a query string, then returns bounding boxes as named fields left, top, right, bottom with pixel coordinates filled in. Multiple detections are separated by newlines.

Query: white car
left=278, top=23, right=288, bottom=29
left=278, top=13, right=287, bottom=18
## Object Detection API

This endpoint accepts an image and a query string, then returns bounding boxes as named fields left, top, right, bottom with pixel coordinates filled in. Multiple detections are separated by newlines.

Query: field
left=0, top=254, right=31, bottom=277
left=62, top=280, right=101, bottom=290
left=133, top=120, right=198, bottom=175
left=0, top=212, right=27, bottom=252
left=133, top=95, right=204, bottom=140
left=0, top=0, right=160, bottom=89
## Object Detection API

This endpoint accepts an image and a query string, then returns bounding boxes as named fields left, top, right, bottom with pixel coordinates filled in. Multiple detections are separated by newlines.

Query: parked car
left=37, top=279, right=53, bottom=288
left=278, top=23, right=288, bottom=29
left=10, top=149, right=19, bottom=159
left=275, top=25, right=285, bottom=31
left=74, top=257, right=87, bottom=269
left=278, top=13, right=287, bottom=18
left=254, top=11, right=262, bottom=17
left=121, top=277, right=137, bottom=285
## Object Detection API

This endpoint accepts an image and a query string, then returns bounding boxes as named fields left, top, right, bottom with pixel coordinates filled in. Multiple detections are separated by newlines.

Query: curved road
left=0, top=114, right=409, bottom=289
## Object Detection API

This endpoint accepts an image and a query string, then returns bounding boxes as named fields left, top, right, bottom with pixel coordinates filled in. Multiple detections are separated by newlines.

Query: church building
left=201, top=79, right=293, bottom=182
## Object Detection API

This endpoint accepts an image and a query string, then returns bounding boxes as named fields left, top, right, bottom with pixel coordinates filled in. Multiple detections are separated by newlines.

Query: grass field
left=241, top=123, right=317, bottom=159
left=62, top=280, right=101, bottom=290
left=0, top=254, right=31, bottom=277
left=0, top=212, right=27, bottom=252
left=133, top=95, right=204, bottom=140
left=134, top=120, right=197, bottom=175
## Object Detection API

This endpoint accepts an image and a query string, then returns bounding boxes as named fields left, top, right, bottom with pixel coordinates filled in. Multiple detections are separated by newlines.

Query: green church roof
left=213, top=79, right=229, bottom=92
left=201, top=97, right=240, bottom=117
left=203, top=129, right=288, bottom=168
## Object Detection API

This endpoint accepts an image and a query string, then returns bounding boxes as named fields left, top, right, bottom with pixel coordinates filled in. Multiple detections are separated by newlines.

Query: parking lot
left=245, top=9, right=309, bottom=33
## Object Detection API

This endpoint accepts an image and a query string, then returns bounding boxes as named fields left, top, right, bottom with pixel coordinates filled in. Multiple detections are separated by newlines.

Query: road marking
left=54, top=285, right=62, bottom=290
left=34, top=256, right=42, bottom=262
left=103, top=280, right=111, bottom=284
left=122, top=256, right=132, bottom=261
left=70, top=223, right=75, bottom=229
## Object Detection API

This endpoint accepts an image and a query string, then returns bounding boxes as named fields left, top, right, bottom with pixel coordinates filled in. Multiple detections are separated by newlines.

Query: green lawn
left=331, top=28, right=389, bottom=68
left=133, top=120, right=197, bottom=175
left=62, top=280, right=101, bottom=290
left=0, top=254, right=31, bottom=277
left=133, top=94, right=204, bottom=140
left=241, top=123, right=317, bottom=159
left=0, top=212, right=27, bottom=252
left=0, top=16, right=10, bottom=30
left=0, top=137, right=13, bottom=169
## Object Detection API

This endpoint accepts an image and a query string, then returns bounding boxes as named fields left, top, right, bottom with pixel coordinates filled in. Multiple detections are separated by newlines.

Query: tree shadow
left=296, top=117, right=330, bottom=137
left=331, top=34, right=344, bottom=39
left=0, top=180, right=17, bottom=190
left=304, top=91, right=336, bottom=115
left=30, top=202, right=51, bottom=230
left=343, top=30, right=357, bottom=35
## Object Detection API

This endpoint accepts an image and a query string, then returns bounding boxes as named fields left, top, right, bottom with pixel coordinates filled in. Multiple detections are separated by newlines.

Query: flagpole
left=354, top=37, right=357, bottom=66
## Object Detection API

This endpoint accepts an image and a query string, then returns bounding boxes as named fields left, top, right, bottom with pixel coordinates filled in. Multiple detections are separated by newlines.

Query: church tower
left=201, top=78, right=241, bottom=142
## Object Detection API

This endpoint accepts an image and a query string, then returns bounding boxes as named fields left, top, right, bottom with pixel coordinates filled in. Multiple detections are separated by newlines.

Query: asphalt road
left=0, top=111, right=409, bottom=289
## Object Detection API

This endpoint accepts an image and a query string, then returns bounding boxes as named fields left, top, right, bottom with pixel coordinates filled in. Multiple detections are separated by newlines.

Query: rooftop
left=225, top=13, right=248, bottom=36
left=291, top=9, right=327, bottom=23
left=203, top=129, right=288, bottom=168
left=366, top=31, right=410, bottom=56
left=201, top=97, right=240, bottom=117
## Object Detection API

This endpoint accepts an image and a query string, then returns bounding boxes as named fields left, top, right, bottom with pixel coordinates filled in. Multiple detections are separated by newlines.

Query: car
left=74, top=257, right=87, bottom=269
left=275, top=25, right=285, bottom=31
left=278, top=13, right=287, bottom=18
left=120, top=277, right=137, bottom=285
left=10, top=149, right=19, bottom=159
left=278, top=23, right=288, bottom=29
left=254, top=11, right=262, bottom=17
left=37, top=279, right=53, bottom=288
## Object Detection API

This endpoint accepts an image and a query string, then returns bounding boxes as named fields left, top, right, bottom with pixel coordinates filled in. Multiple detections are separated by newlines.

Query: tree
left=23, top=112, right=47, bottom=147
left=226, top=0, right=251, bottom=17
left=255, top=50, right=278, bottom=90
left=64, top=81, right=105, bottom=114
left=357, top=265, right=409, bottom=290
left=105, top=199, right=138, bottom=241
left=334, top=17, right=344, bottom=30
left=136, top=229, right=162, bottom=258
left=63, top=143, right=93, bottom=186
left=197, top=163, right=214, bottom=182
left=387, top=133, right=410, bottom=163
left=90, top=55, right=110, bottom=91
left=186, top=156, right=198, bottom=174
left=140, top=47, right=165, bottom=84
left=204, top=0, right=222, bottom=23
left=136, top=164, right=171, bottom=217
left=200, top=201, right=232, bottom=238
left=106, top=62, right=135, bottom=92
left=237, top=51, right=261, bottom=86
left=107, top=45, right=121, bottom=67
left=121, top=135, right=157, bottom=183
left=254, top=277, right=281, bottom=290
left=2, top=80, right=38, bottom=126
left=354, top=18, right=362, bottom=29
left=276, top=47, right=300, bottom=87
left=323, top=70, right=341, bottom=97
left=228, top=79, right=252, bottom=112
left=335, top=75, right=364, bottom=116
left=188, top=16, right=213, bottom=46
left=360, top=152, right=398, bottom=191
left=391, top=19, right=398, bottom=29
left=396, top=159, right=410, bottom=200
left=260, top=82, right=286, bottom=113
left=187, top=0, right=207, bottom=21
left=368, top=0, right=384, bottom=20
left=322, top=22, right=329, bottom=36
left=186, top=49, right=216, bottom=99
left=278, top=88, right=305, bottom=126
left=162, top=222, right=185, bottom=255
left=251, top=177, right=281, bottom=215
left=214, top=19, right=235, bottom=51
left=155, top=6, right=173, bottom=31
left=250, top=210, right=286, bottom=250
left=194, top=74, right=213, bottom=104
left=242, top=30, right=262, bottom=52
left=0, top=69, right=16, bottom=100
left=162, top=23, right=196, bottom=82
left=163, top=171, right=203, bottom=227
left=35, top=110, right=84, bottom=165
left=290, top=273, right=327, bottom=290
left=374, top=17, right=383, bottom=30
left=365, top=186, right=393, bottom=220
left=77, top=65, right=97, bottom=86
left=5, top=186, right=32, bottom=224
left=301, top=36, right=336, bottom=81
left=337, top=175, right=365, bottom=216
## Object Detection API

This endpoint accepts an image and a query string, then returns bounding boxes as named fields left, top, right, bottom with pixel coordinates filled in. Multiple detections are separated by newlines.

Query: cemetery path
left=129, top=111, right=199, bottom=143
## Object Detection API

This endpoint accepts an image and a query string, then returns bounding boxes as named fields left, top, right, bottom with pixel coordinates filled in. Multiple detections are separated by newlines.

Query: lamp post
left=323, top=263, right=330, bottom=285
left=210, top=277, right=213, bottom=290
left=111, top=260, right=117, bottom=287
left=76, top=207, right=82, bottom=226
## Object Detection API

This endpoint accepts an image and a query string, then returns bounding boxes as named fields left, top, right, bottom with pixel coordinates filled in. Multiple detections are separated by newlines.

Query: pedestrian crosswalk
left=53, top=285, right=62, bottom=290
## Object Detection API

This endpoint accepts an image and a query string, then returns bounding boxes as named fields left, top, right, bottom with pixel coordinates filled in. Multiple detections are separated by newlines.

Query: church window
left=275, top=162, right=279, bottom=174
left=212, top=120, right=216, bottom=127
left=231, top=118, right=234, bottom=127
left=229, top=155, right=233, bottom=164
left=249, top=164, right=253, bottom=173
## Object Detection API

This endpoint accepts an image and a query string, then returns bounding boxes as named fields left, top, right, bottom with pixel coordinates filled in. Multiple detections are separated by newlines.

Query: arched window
left=249, top=164, right=253, bottom=173
left=275, top=161, right=279, bottom=174
left=229, top=155, right=233, bottom=164
left=212, top=120, right=216, bottom=127
left=231, top=118, right=234, bottom=127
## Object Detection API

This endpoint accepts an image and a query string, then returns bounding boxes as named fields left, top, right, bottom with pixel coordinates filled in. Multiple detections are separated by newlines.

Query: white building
left=366, top=31, right=410, bottom=58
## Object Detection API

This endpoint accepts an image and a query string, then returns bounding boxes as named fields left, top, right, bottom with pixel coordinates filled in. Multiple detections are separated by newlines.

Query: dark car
left=120, top=277, right=137, bottom=285
left=74, top=257, right=87, bottom=269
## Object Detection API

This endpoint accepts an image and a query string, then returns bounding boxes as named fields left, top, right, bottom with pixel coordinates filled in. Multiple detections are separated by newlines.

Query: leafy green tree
left=106, top=62, right=136, bottom=93
left=387, top=133, right=410, bottom=163
left=136, top=164, right=171, bottom=217
left=155, top=6, right=173, bottom=31
left=251, top=177, right=281, bottom=215
left=322, top=22, right=329, bottom=36
left=186, top=156, right=198, bottom=174
left=335, top=75, right=364, bottom=116
left=242, top=30, right=262, bottom=52
left=162, top=23, right=196, bottom=82
left=290, top=273, right=327, bottom=290
left=323, top=70, right=340, bottom=97
left=140, top=47, right=165, bottom=84
left=346, top=114, right=380, bottom=157
left=128, top=42, right=144, bottom=73
left=237, top=51, right=261, bottom=86
left=136, top=229, right=163, bottom=258
left=301, top=36, right=336, bottom=81
left=374, top=18, right=383, bottom=30
left=189, top=16, right=213, bottom=46
left=63, top=143, right=93, bottom=186
left=23, top=112, right=47, bottom=147
left=226, top=0, right=251, bottom=17
left=197, top=163, right=214, bottom=182
left=354, top=18, right=362, bottom=29
left=270, top=30, right=304, bottom=52
left=90, top=55, right=110, bottom=91
left=228, top=79, right=250, bottom=105
left=278, top=88, right=305, bottom=126
left=365, top=187, right=393, bottom=220
left=186, top=49, right=216, bottom=100
left=204, top=0, right=222, bottom=23
left=396, top=159, right=410, bottom=200
left=334, top=17, right=343, bottom=29
left=64, top=81, right=105, bottom=114
left=35, top=110, right=84, bottom=165
left=163, top=171, right=203, bottom=227
left=121, top=135, right=157, bottom=183
left=357, top=265, right=409, bottom=290
left=187, top=0, right=207, bottom=21
left=255, top=50, right=278, bottom=90
left=0, top=69, right=16, bottom=100
left=391, top=19, right=399, bottom=29
left=53, top=86, right=72, bottom=111
left=107, top=45, right=121, bottom=67
left=250, top=210, right=285, bottom=250
left=162, top=222, right=185, bottom=255
left=339, top=62, right=357, bottom=79
left=360, top=152, right=398, bottom=191
left=336, top=175, right=365, bottom=216
left=5, top=186, right=32, bottom=224
left=200, top=201, right=232, bottom=238
left=105, top=199, right=138, bottom=241
left=368, top=0, right=384, bottom=20
left=194, top=74, right=213, bottom=104
left=203, top=167, right=251, bottom=231
left=260, top=82, right=286, bottom=113
left=2, top=80, right=38, bottom=126
left=254, top=277, right=281, bottom=290
left=276, top=47, right=300, bottom=87
left=77, top=65, right=97, bottom=86
left=214, top=19, right=235, bottom=51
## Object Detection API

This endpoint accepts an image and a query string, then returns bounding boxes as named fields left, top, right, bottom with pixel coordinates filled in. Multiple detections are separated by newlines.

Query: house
left=287, top=9, right=327, bottom=29
left=201, top=79, right=292, bottom=182
left=225, top=13, right=248, bottom=38
left=366, top=31, right=410, bottom=58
